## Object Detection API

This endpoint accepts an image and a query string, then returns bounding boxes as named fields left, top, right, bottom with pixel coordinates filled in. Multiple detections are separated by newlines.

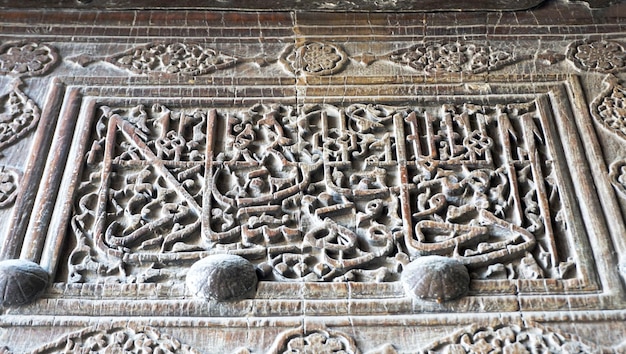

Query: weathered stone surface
left=0, top=259, right=48, bottom=307
left=0, top=0, right=625, bottom=353
left=401, top=256, right=470, bottom=302
left=186, top=254, right=258, bottom=301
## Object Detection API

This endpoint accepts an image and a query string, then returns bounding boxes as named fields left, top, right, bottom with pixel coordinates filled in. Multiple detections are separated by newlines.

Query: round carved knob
left=186, top=254, right=258, bottom=301
left=401, top=255, right=470, bottom=302
left=0, top=259, right=49, bottom=307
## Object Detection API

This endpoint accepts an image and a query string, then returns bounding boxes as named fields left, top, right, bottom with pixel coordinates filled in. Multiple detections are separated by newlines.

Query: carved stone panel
left=0, top=1, right=625, bottom=353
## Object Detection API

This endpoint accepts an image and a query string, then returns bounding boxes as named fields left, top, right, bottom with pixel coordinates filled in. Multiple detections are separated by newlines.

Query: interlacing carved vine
left=66, top=100, right=576, bottom=284
left=422, top=324, right=600, bottom=353
left=268, top=327, right=359, bottom=354
left=107, top=43, right=239, bottom=75
left=387, top=42, right=519, bottom=74
left=591, top=76, right=626, bottom=140
left=29, top=325, right=200, bottom=354
left=0, top=81, right=41, bottom=153
left=0, top=165, right=20, bottom=208
left=279, top=42, right=349, bottom=76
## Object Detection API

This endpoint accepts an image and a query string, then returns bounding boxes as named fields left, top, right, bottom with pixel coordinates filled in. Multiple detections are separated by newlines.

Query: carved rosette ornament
left=567, top=40, right=626, bottom=73
left=0, top=259, right=49, bottom=307
left=388, top=42, right=518, bottom=74
left=422, top=324, right=600, bottom=353
left=591, top=76, right=626, bottom=140
left=107, top=42, right=239, bottom=75
left=0, top=81, right=42, bottom=152
left=280, top=42, right=349, bottom=76
left=30, top=325, right=201, bottom=353
left=269, top=327, right=359, bottom=354
left=0, top=42, right=58, bottom=77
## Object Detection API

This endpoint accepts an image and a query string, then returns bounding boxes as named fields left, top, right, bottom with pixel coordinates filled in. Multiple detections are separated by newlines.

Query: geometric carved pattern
left=279, top=42, right=349, bottom=76
left=66, top=97, right=582, bottom=288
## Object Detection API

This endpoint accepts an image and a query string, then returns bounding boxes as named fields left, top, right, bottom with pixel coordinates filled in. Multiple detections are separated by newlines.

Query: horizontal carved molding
left=0, top=0, right=548, bottom=11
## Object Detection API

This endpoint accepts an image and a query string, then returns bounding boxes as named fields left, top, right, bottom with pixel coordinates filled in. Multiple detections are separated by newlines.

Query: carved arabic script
left=66, top=100, right=577, bottom=285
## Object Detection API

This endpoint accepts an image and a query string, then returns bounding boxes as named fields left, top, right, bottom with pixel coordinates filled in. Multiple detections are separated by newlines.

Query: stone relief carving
left=591, top=75, right=626, bottom=140
left=0, top=165, right=19, bottom=208
left=386, top=42, right=519, bottom=74
left=83, top=41, right=523, bottom=78
left=279, top=42, right=349, bottom=76
left=268, top=327, right=359, bottom=354
left=0, top=42, right=59, bottom=77
left=609, top=159, right=626, bottom=198
left=421, top=323, right=600, bottom=353
left=29, top=325, right=200, bottom=353
left=64, top=98, right=578, bottom=286
left=107, top=43, right=240, bottom=75
left=567, top=40, right=626, bottom=73
left=0, top=80, right=41, bottom=153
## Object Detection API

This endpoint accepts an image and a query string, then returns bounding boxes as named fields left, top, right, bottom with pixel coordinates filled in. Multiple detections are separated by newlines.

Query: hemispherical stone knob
left=186, top=254, right=258, bottom=301
left=401, top=255, right=470, bottom=302
left=0, top=259, right=49, bottom=307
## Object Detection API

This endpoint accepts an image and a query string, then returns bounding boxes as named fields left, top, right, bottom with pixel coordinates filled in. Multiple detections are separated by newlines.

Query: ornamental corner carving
left=0, top=42, right=59, bottom=77
left=567, top=40, right=626, bottom=73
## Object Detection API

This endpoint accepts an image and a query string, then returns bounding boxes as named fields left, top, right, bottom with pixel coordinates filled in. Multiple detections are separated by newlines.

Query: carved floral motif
left=30, top=325, right=200, bottom=353
left=280, top=42, right=349, bottom=76
left=591, top=76, right=626, bottom=140
left=609, top=159, right=626, bottom=197
left=422, top=324, right=599, bottom=353
left=269, top=327, right=359, bottom=354
left=66, top=100, right=576, bottom=285
left=107, top=43, right=239, bottom=75
left=0, top=42, right=58, bottom=76
left=567, top=40, right=626, bottom=73
left=0, top=165, right=19, bottom=208
left=388, top=42, right=518, bottom=74
left=0, top=81, right=41, bottom=152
